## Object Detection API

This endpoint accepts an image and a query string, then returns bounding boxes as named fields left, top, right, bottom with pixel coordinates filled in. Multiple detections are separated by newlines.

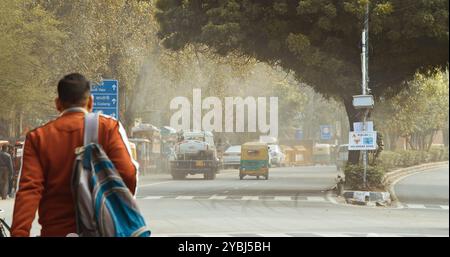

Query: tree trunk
left=123, top=62, right=148, bottom=134
left=343, top=97, right=360, bottom=165
left=426, top=130, right=436, bottom=151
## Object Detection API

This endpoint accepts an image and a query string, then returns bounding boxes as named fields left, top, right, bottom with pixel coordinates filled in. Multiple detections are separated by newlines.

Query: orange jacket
left=11, top=110, right=138, bottom=237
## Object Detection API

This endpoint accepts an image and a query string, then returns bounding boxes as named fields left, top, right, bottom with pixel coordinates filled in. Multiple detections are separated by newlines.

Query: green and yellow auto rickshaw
left=239, top=142, right=270, bottom=180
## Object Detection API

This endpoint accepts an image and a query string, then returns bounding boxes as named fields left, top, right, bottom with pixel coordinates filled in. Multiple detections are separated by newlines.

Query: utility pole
left=361, top=1, right=370, bottom=188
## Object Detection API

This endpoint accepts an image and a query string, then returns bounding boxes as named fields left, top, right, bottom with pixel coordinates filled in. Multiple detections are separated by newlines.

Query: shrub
left=379, top=151, right=400, bottom=169
left=344, top=164, right=386, bottom=190
left=379, top=148, right=449, bottom=169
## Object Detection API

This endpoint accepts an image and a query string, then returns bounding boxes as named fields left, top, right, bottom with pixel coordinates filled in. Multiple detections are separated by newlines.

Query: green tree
left=35, top=0, right=157, bottom=131
left=373, top=70, right=449, bottom=150
left=0, top=0, right=65, bottom=138
left=154, top=0, right=449, bottom=163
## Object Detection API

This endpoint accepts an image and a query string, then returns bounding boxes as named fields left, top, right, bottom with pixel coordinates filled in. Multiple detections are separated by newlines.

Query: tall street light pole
left=361, top=1, right=370, bottom=188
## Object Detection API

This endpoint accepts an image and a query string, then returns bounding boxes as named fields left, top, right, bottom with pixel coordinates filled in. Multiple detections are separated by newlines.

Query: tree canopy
left=373, top=69, right=449, bottom=150
left=155, top=0, right=448, bottom=103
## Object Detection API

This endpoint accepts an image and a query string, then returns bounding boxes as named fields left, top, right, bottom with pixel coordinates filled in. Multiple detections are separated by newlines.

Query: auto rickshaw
left=280, top=145, right=295, bottom=166
left=239, top=142, right=270, bottom=180
left=292, top=145, right=308, bottom=165
left=129, top=138, right=152, bottom=175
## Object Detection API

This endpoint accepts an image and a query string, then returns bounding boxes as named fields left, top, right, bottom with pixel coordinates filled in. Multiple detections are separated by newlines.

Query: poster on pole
left=348, top=131, right=377, bottom=150
left=353, top=121, right=374, bottom=132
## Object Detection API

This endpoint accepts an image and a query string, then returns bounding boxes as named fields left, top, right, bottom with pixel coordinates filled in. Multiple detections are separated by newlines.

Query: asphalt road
left=1, top=165, right=448, bottom=237
left=394, top=166, right=449, bottom=207
left=135, top=165, right=448, bottom=237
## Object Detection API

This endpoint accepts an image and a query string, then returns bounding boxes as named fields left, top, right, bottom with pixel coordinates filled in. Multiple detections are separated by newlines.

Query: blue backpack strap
left=84, top=112, right=99, bottom=145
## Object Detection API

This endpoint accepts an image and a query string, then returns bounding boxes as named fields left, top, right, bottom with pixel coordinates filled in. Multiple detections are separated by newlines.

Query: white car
left=222, top=145, right=241, bottom=169
left=268, top=144, right=284, bottom=167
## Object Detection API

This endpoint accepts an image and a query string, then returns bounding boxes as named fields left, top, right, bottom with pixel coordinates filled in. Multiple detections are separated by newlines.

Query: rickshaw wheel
left=265, top=174, right=269, bottom=180
left=256, top=176, right=260, bottom=180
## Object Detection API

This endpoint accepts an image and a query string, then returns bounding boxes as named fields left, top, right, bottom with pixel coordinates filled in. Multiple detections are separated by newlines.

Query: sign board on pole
left=348, top=131, right=377, bottom=150
left=353, top=121, right=374, bottom=132
left=320, top=125, right=332, bottom=140
left=91, top=79, right=119, bottom=119
left=295, top=129, right=304, bottom=140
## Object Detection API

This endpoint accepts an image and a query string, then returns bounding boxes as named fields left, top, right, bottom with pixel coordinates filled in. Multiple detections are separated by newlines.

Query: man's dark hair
left=57, top=73, right=91, bottom=107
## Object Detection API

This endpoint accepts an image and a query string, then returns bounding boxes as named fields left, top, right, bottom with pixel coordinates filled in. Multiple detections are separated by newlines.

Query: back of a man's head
left=57, top=73, right=91, bottom=108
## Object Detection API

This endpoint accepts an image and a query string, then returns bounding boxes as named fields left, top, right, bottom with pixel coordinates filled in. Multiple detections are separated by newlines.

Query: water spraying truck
left=170, top=131, right=219, bottom=180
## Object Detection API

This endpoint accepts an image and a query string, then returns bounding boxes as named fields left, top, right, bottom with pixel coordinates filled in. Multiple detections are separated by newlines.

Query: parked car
left=222, top=145, right=241, bottom=169
left=268, top=144, right=284, bottom=167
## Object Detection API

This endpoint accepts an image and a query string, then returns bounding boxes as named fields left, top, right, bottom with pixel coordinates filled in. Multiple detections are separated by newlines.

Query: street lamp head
left=352, top=95, right=374, bottom=109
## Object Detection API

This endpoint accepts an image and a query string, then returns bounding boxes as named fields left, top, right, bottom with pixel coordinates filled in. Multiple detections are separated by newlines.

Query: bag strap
left=84, top=112, right=99, bottom=145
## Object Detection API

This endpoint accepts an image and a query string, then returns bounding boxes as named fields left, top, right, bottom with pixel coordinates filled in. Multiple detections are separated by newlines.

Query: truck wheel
left=203, top=173, right=209, bottom=180
left=210, top=172, right=216, bottom=180
left=256, top=176, right=260, bottom=180
left=172, top=172, right=186, bottom=180
left=265, top=174, right=269, bottom=180
left=239, top=175, right=244, bottom=180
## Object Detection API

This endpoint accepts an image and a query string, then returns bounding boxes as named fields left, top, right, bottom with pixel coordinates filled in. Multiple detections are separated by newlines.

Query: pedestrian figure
left=11, top=73, right=138, bottom=237
left=0, top=145, right=14, bottom=200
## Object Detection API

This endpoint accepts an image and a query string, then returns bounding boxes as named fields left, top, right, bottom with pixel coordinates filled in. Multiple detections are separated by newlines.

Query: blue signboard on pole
left=91, top=79, right=119, bottom=119
left=320, top=125, right=332, bottom=140
left=295, top=129, right=304, bottom=140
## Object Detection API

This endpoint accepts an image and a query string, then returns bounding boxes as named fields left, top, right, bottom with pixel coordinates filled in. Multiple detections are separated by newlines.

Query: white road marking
left=406, top=204, right=426, bottom=209
left=176, top=196, right=195, bottom=200
left=242, top=196, right=259, bottom=201
left=209, top=195, right=227, bottom=200
left=440, top=205, right=449, bottom=210
left=143, top=196, right=163, bottom=200
left=139, top=181, right=174, bottom=187
left=307, top=196, right=326, bottom=202
left=200, top=234, right=233, bottom=237
left=315, top=233, right=351, bottom=237
left=274, top=196, right=292, bottom=201
left=257, top=233, right=292, bottom=237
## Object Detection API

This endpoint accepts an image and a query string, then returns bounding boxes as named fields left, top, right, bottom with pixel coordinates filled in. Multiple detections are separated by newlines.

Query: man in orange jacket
left=11, top=73, right=138, bottom=237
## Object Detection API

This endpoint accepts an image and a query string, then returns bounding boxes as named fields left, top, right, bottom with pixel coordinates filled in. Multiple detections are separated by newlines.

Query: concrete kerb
left=383, top=161, right=449, bottom=206
left=326, top=161, right=449, bottom=208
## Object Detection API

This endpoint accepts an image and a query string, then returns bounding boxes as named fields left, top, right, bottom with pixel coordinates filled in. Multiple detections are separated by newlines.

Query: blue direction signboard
left=320, top=125, right=332, bottom=140
left=91, top=79, right=119, bottom=119
left=295, top=129, right=304, bottom=140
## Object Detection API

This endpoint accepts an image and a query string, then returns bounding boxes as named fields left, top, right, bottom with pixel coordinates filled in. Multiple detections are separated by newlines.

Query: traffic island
left=332, top=161, right=448, bottom=208
left=342, top=190, right=391, bottom=207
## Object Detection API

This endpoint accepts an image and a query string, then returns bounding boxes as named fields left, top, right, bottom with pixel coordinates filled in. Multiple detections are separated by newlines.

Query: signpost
left=295, top=129, right=304, bottom=140
left=91, top=79, right=119, bottom=119
left=320, top=125, right=332, bottom=140
left=353, top=121, right=374, bottom=132
left=350, top=1, right=372, bottom=189
left=348, top=131, right=377, bottom=150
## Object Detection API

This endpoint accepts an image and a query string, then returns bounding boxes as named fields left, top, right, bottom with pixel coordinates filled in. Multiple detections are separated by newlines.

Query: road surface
left=1, top=165, right=448, bottom=237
